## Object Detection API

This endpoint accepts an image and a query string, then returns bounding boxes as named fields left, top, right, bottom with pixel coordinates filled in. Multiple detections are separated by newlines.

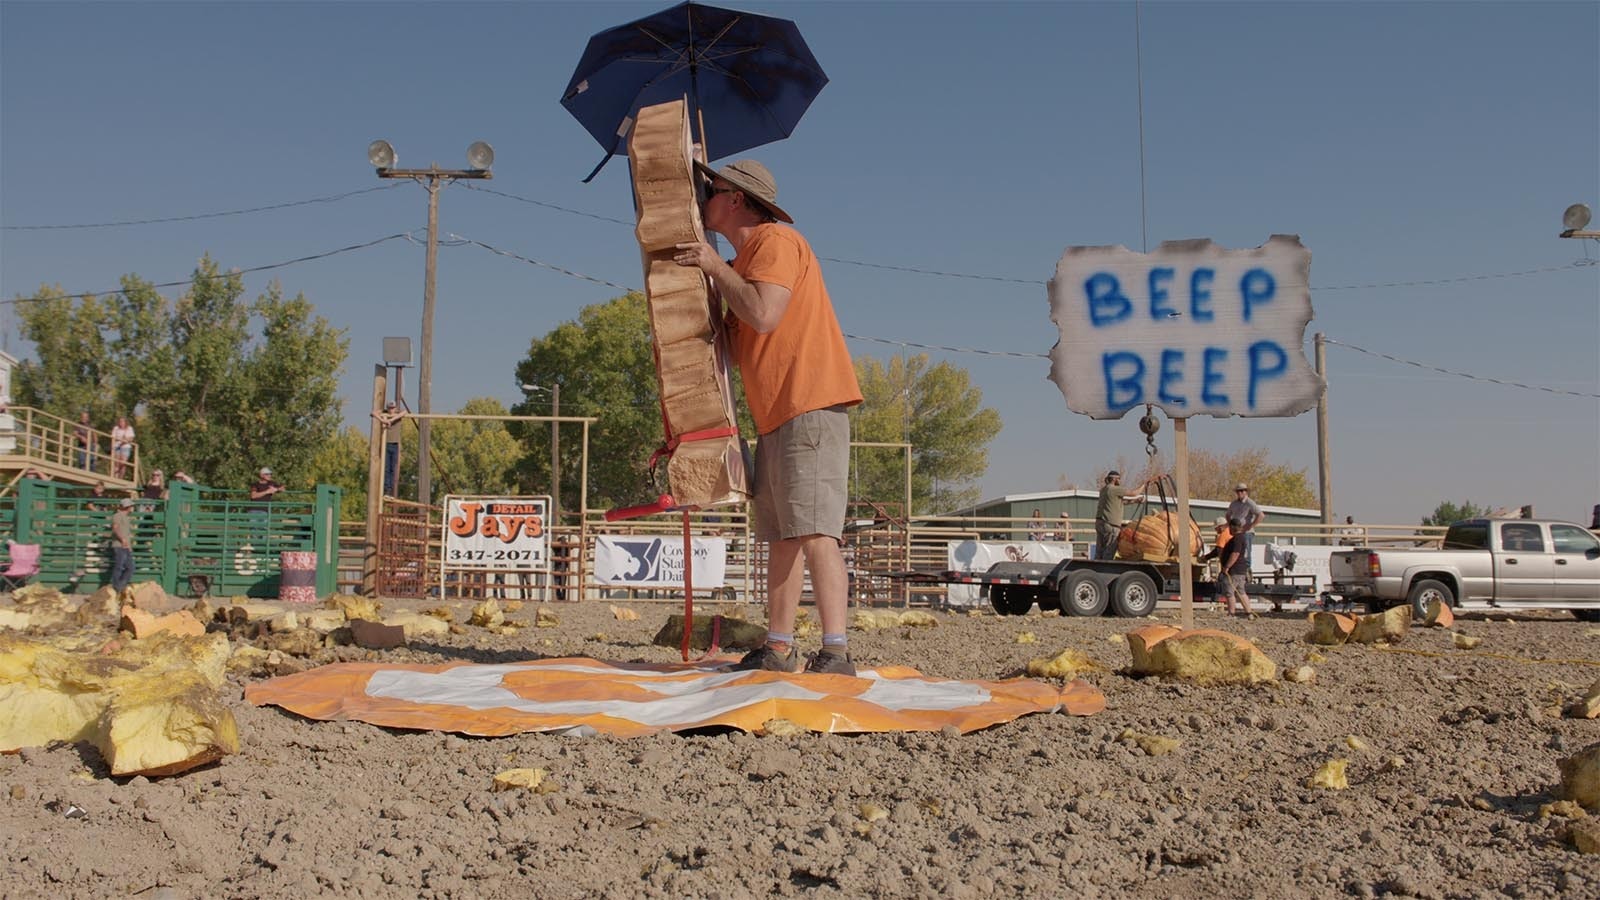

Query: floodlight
left=382, top=337, right=413, bottom=366
left=466, top=141, right=495, bottom=171
left=1563, top=203, right=1592, bottom=232
left=368, top=140, right=397, bottom=169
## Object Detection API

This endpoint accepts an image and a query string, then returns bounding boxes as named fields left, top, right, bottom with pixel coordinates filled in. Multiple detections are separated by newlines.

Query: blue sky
left=2, top=1, right=1596, bottom=525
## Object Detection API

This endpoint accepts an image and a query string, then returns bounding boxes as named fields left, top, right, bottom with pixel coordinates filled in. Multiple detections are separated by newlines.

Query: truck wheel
left=1111, top=572, right=1158, bottom=618
left=988, top=585, right=1033, bottom=616
left=1406, top=579, right=1454, bottom=620
left=1574, top=609, right=1600, bottom=623
left=1061, top=570, right=1110, bottom=617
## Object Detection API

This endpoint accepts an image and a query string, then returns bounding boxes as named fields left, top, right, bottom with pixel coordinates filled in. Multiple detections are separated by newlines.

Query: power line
left=1323, top=338, right=1599, bottom=399
left=457, top=182, right=634, bottom=226
left=1, top=232, right=417, bottom=306
left=1, top=183, right=406, bottom=231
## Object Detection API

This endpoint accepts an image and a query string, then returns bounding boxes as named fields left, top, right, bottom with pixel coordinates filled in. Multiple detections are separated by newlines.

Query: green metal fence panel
left=1, top=480, right=342, bottom=598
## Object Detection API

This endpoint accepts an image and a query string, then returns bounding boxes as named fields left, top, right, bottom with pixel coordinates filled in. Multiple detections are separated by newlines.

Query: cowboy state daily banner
left=594, top=535, right=727, bottom=588
left=246, top=657, right=1103, bottom=737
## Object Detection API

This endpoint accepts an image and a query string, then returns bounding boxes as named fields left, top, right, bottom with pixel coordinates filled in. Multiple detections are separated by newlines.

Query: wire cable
left=2, top=183, right=406, bottom=231
left=458, top=182, right=634, bottom=226
left=1323, top=338, right=1599, bottom=399
left=1, top=232, right=417, bottom=305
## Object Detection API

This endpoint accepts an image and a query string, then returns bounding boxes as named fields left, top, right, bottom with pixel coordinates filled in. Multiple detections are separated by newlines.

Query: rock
left=263, top=629, right=322, bottom=657
left=1573, top=819, right=1600, bottom=855
left=381, top=612, right=449, bottom=641
left=1453, top=632, right=1482, bottom=650
left=0, top=631, right=237, bottom=777
left=1349, top=606, right=1411, bottom=644
left=223, top=602, right=288, bottom=624
left=302, top=609, right=346, bottom=635
left=1306, top=612, right=1355, bottom=646
left=493, top=768, right=557, bottom=793
left=1284, top=665, right=1316, bottom=684
left=1118, top=729, right=1180, bottom=756
left=858, top=802, right=889, bottom=823
left=1014, top=632, right=1037, bottom=644
left=609, top=605, right=640, bottom=621
left=759, top=718, right=807, bottom=737
left=535, top=607, right=560, bottom=628
left=1345, top=735, right=1369, bottom=752
left=852, top=610, right=938, bottom=631
left=1538, top=799, right=1588, bottom=819
left=325, top=594, right=381, bottom=622
left=349, top=619, right=406, bottom=650
left=1126, top=626, right=1277, bottom=685
left=0, top=609, right=32, bottom=631
left=897, top=611, right=939, bottom=628
left=1564, top=680, right=1600, bottom=720
left=1308, top=759, right=1349, bottom=790
left=469, top=600, right=504, bottom=628
left=226, top=645, right=271, bottom=676
left=1424, top=598, right=1454, bottom=628
left=1025, top=648, right=1104, bottom=679
left=652, top=614, right=765, bottom=651
left=124, top=582, right=187, bottom=616
left=268, top=611, right=300, bottom=633
left=73, top=587, right=121, bottom=625
left=1557, top=742, right=1600, bottom=810
left=120, top=608, right=206, bottom=640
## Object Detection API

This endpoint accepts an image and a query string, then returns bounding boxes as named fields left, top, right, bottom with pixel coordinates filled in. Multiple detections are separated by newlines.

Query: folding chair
left=1, top=541, right=41, bottom=591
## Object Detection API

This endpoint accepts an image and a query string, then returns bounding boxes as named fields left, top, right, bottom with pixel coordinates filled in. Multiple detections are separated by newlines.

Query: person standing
left=673, top=159, right=863, bottom=675
left=1095, top=470, right=1147, bottom=561
left=109, top=498, right=135, bottom=592
left=250, top=467, right=284, bottom=504
left=73, top=410, right=94, bottom=471
left=1218, top=515, right=1255, bottom=617
left=1337, top=515, right=1362, bottom=546
left=110, top=416, right=135, bottom=480
left=1027, top=508, right=1047, bottom=541
left=1227, top=482, right=1265, bottom=553
left=141, top=469, right=167, bottom=501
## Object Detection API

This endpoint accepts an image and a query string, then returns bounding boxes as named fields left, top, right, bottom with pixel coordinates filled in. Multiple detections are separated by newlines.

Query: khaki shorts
left=752, top=406, right=849, bottom=543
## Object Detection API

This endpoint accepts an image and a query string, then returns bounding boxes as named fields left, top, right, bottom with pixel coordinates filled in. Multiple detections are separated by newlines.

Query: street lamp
left=521, top=383, right=561, bottom=526
left=1560, top=203, right=1598, bottom=239
left=370, top=139, right=494, bottom=507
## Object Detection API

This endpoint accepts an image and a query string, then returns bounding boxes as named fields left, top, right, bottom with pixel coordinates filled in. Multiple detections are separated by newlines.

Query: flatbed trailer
left=895, top=558, right=1313, bottom=617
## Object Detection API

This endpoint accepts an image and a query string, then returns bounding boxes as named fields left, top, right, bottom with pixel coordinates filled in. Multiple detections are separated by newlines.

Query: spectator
left=141, top=469, right=167, bottom=501
left=1027, top=508, right=1047, bottom=541
left=170, top=470, right=196, bottom=485
left=110, top=416, right=135, bottom=480
left=1218, top=516, right=1255, bottom=617
left=21, top=468, right=46, bottom=481
left=1055, top=512, right=1072, bottom=546
left=73, top=410, right=94, bottom=471
left=109, top=498, right=135, bottom=592
left=87, top=481, right=110, bottom=511
left=1226, top=482, right=1265, bottom=553
left=250, top=467, right=284, bottom=502
left=1337, top=515, right=1362, bottom=546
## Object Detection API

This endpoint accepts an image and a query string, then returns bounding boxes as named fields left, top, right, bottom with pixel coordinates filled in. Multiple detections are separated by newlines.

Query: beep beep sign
left=1048, top=235, right=1323, bottom=420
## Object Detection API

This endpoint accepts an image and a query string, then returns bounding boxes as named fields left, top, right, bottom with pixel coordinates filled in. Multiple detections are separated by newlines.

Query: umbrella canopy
left=561, top=1, right=828, bottom=180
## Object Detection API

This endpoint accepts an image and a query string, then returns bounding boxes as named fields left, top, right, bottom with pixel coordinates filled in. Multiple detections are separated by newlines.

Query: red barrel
left=279, top=551, right=318, bottom=603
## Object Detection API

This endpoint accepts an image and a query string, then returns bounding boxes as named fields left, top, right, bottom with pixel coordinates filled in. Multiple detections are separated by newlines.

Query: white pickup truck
left=1327, top=518, right=1600, bottom=620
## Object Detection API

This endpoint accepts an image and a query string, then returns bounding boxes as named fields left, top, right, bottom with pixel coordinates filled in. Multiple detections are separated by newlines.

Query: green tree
left=512, top=292, right=670, bottom=509
left=13, top=256, right=347, bottom=489
left=306, top=426, right=371, bottom=516
left=849, top=354, right=1002, bottom=515
left=423, top=397, right=521, bottom=497
left=1421, top=500, right=1489, bottom=527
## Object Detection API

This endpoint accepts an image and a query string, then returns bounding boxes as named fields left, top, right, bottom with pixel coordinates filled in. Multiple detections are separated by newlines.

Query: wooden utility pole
left=1174, top=418, right=1194, bottom=630
left=363, top=364, right=388, bottom=596
left=1315, top=332, right=1332, bottom=525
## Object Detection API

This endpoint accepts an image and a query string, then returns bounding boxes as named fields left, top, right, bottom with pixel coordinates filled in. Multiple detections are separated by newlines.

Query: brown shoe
left=803, top=650, right=857, bottom=677
left=732, top=644, right=798, bottom=672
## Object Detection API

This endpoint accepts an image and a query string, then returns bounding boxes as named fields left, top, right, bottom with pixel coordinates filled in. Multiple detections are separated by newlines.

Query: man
left=250, top=467, right=284, bottom=502
left=109, top=498, right=135, bottom=592
left=1094, top=471, right=1147, bottom=561
left=73, top=410, right=94, bottom=470
left=1227, top=482, right=1265, bottom=552
left=1218, top=516, right=1255, bottom=616
left=672, top=159, right=863, bottom=676
left=1337, top=515, right=1362, bottom=546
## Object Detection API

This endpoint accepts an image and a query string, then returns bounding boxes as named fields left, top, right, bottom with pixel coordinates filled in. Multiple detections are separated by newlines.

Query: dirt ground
left=3, top=594, right=1599, bottom=899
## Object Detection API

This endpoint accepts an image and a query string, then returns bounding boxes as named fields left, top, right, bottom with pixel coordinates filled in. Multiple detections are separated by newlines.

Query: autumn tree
left=1091, top=446, right=1317, bottom=508
left=1421, top=500, right=1489, bottom=527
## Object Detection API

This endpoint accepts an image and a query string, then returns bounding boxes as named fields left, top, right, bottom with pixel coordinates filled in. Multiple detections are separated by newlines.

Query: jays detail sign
left=443, top=496, right=548, bottom=570
left=1047, top=236, right=1323, bottom=420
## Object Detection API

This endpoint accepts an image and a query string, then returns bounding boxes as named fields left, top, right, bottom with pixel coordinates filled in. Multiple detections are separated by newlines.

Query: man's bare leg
left=765, top=537, right=805, bottom=638
left=799, top=534, right=849, bottom=638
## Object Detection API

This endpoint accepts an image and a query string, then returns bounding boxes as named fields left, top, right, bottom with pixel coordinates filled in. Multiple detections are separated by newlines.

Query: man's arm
left=673, top=241, right=792, bottom=333
left=250, top=486, right=273, bottom=501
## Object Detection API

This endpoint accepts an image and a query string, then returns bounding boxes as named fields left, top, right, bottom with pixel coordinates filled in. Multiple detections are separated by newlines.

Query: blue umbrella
left=561, top=1, right=828, bottom=182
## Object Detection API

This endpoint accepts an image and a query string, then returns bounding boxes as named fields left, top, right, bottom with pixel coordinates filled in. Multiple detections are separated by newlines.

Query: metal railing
left=0, top=406, right=142, bottom=491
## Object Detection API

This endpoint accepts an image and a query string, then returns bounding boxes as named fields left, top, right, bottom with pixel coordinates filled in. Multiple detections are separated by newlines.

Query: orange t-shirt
left=728, top=224, right=862, bottom=434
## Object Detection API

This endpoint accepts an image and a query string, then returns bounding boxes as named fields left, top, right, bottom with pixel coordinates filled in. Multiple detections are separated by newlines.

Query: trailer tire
left=1061, top=571, right=1110, bottom=617
left=1111, top=572, right=1158, bottom=618
left=1573, top=609, right=1600, bottom=623
left=1406, top=579, right=1454, bottom=620
left=988, top=585, right=1034, bottom=617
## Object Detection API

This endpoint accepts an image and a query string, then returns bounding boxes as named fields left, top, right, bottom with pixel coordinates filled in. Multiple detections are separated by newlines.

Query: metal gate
left=376, top=498, right=433, bottom=598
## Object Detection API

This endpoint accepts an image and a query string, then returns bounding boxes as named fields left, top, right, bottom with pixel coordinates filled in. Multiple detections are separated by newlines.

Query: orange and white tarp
left=245, top=657, right=1104, bottom=737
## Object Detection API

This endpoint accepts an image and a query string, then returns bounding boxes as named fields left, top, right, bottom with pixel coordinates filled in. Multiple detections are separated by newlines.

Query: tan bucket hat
left=693, top=159, right=793, bottom=223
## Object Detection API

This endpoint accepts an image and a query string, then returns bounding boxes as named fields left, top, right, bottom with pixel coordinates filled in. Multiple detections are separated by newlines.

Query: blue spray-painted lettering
left=1148, top=267, right=1176, bottom=319
left=1086, top=273, right=1132, bottom=326
left=1201, top=347, right=1229, bottom=406
left=1248, top=340, right=1287, bottom=408
left=1240, top=268, right=1275, bottom=322
left=1158, top=349, right=1187, bottom=406
left=1102, top=351, right=1145, bottom=409
left=1190, top=269, right=1215, bottom=322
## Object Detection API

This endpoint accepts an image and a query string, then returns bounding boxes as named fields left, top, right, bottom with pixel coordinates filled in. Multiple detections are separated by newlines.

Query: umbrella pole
left=696, top=107, right=710, bottom=161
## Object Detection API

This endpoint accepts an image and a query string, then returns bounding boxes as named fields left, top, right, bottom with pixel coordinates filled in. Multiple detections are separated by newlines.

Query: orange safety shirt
left=727, top=224, right=862, bottom=434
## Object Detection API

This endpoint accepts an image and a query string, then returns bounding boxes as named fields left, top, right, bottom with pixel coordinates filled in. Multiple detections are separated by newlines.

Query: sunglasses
left=704, top=184, right=739, bottom=200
